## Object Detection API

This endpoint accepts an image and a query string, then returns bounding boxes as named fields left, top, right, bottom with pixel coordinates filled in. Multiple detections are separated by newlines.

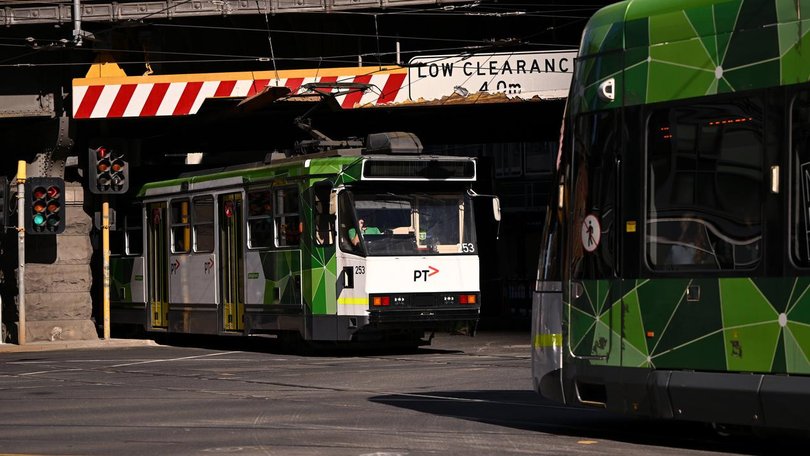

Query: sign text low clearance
left=407, top=50, right=577, bottom=102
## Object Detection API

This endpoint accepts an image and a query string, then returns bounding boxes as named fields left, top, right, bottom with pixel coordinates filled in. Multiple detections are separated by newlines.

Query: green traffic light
left=32, top=213, right=46, bottom=226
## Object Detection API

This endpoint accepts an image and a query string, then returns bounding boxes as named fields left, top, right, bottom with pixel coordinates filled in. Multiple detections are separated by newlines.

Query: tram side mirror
left=329, top=191, right=338, bottom=215
left=492, top=197, right=502, bottom=222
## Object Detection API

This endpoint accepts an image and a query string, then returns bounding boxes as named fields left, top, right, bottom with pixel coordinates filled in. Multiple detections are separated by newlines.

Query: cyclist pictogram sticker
left=581, top=214, right=601, bottom=253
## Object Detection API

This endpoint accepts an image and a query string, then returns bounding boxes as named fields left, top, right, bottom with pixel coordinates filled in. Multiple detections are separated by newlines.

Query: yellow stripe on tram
left=534, top=333, right=562, bottom=349
left=338, top=297, right=370, bottom=306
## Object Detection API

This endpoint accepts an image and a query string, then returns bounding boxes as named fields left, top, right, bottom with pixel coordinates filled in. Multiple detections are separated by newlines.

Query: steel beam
left=0, top=0, right=466, bottom=26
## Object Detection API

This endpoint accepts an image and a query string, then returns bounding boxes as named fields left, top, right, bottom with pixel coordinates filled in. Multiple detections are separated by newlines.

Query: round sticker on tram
left=581, top=214, right=601, bottom=253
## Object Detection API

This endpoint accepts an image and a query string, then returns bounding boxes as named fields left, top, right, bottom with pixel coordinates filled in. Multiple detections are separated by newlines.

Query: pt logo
left=414, top=266, right=440, bottom=282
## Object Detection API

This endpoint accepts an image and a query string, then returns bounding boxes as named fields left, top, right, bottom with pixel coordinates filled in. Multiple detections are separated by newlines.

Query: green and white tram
left=533, top=0, right=810, bottom=430
left=110, top=132, right=493, bottom=345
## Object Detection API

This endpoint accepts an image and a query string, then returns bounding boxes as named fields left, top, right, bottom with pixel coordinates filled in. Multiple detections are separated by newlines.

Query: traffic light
left=24, top=177, right=65, bottom=235
left=89, top=146, right=129, bottom=194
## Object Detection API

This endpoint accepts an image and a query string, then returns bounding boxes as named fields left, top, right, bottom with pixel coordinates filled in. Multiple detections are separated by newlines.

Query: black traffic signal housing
left=24, top=177, right=65, bottom=235
left=89, top=146, right=129, bottom=194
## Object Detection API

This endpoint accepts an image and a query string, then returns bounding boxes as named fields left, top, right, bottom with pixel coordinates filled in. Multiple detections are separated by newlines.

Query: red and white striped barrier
left=73, top=68, right=408, bottom=119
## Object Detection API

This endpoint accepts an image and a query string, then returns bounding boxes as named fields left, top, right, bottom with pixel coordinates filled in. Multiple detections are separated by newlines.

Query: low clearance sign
left=407, top=50, right=576, bottom=102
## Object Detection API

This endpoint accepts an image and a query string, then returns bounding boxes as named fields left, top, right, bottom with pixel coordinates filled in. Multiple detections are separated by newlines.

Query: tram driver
left=349, top=218, right=381, bottom=246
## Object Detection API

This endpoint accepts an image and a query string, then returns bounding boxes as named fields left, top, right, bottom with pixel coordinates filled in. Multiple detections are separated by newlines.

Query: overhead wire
left=0, top=0, right=596, bottom=49
left=149, top=23, right=519, bottom=46
left=0, top=40, right=529, bottom=68
left=255, top=0, right=280, bottom=83
left=0, top=7, right=587, bottom=66
left=373, top=14, right=381, bottom=69
left=0, top=1, right=592, bottom=71
left=0, top=35, right=579, bottom=69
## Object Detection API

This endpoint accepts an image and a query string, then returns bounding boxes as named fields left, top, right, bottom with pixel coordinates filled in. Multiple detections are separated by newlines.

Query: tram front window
left=339, top=191, right=477, bottom=256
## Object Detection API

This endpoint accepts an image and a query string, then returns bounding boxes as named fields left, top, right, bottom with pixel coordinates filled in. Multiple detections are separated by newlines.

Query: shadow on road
left=134, top=332, right=464, bottom=357
left=369, top=389, right=808, bottom=455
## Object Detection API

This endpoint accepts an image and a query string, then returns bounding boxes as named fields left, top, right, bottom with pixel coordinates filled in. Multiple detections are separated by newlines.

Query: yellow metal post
left=102, top=197, right=110, bottom=340
left=16, top=161, right=26, bottom=345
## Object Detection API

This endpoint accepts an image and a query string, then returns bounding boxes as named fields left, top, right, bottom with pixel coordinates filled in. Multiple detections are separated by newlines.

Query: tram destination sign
left=407, top=50, right=576, bottom=102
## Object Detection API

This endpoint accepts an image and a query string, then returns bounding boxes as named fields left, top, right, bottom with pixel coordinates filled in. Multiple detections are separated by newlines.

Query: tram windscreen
left=339, top=190, right=477, bottom=256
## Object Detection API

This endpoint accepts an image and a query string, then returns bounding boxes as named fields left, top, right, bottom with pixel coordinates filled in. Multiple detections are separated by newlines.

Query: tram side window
left=116, top=206, right=143, bottom=256
left=193, top=196, right=214, bottom=253
left=170, top=199, right=191, bottom=254
left=109, top=219, right=125, bottom=256
left=247, top=189, right=273, bottom=249
left=274, top=186, right=300, bottom=247
left=338, top=191, right=363, bottom=255
left=791, top=92, right=810, bottom=266
left=646, top=99, right=763, bottom=271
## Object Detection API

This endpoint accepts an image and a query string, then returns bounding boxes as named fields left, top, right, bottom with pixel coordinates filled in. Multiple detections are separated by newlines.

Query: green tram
left=532, top=0, right=810, bottom=430
left=110, top=132, right=494, bottom=345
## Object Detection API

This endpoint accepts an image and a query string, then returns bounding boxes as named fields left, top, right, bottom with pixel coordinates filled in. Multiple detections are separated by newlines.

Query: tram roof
left=138, top=153, right=360, bottom=197
left=573, top=0, right=809, bottom=112
left=581, top=0, right=782, bottom=56
left=137, top=153, right=476, bottom=197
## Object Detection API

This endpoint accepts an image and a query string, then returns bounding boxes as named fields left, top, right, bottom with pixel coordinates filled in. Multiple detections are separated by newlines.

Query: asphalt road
left=0, top=332, right=802, bottom=455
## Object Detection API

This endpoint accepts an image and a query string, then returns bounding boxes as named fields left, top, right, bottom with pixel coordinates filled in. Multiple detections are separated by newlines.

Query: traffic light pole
left=16, top=161, right=26, bottom=345
left=102, top=197, right=110, bottom=340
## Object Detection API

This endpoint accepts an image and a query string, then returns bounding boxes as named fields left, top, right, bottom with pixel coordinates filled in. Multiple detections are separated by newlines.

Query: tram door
left=568, top=111, right=620, bottom=360
left=147, top=203, right=168, bottom=328
left=220, top=193, right=245, bottom=331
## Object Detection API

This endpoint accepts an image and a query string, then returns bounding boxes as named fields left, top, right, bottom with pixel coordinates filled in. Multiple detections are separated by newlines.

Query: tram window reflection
left=170, top=199, right=191, bottom=254
left=119, top=206, right=143, bottom=256
left=313, top=183, right=334, bottom=247
left=193, top=196, right=214, bottom=253
left=274, top=186, right=300, bottom=247
left=790, top=91, right=810, bottom=267
left=247, top=189, right=273, bottom=249
left=646, top=99, right=763, bottom=271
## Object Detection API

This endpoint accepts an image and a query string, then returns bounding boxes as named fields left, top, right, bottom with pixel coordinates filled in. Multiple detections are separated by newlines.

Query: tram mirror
left=493, top=197, right=502, bottom=222
left=329, top=191, right=337, bottom=215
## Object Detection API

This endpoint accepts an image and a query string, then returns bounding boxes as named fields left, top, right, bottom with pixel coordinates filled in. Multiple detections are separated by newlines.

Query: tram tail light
left=460, top=294, right=477, bottom=305
left=373, top=296, right=390, bottom=307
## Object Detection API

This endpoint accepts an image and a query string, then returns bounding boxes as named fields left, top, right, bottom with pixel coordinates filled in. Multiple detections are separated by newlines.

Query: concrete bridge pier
left=21, top=181, right=97, bottom=342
